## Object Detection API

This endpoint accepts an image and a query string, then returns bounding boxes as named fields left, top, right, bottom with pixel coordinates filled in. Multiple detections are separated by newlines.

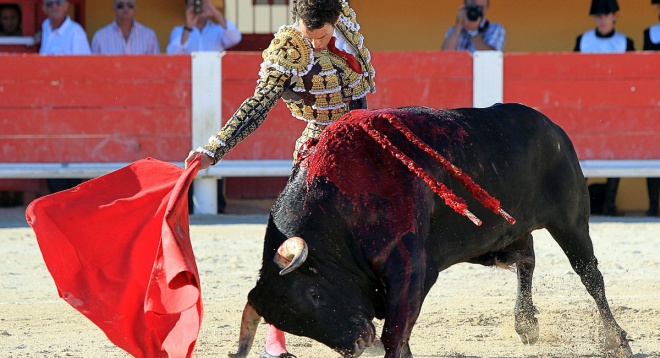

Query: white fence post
left=472, top=51, right=503, bottom=108
left=191, top=52, right=223, bottom=215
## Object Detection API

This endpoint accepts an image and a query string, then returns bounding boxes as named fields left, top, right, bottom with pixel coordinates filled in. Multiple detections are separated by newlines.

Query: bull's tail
left=360, top=114, right=515, bottom=226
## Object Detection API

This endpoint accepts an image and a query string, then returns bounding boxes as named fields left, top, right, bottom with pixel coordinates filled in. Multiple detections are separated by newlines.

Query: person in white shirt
left=166, top=0, right=241, bottom=54
left=92, top=0, right=160, bottom=55
left=38, top=0, right=91, bottom=55
left=167, top=0, right=242, bottom=214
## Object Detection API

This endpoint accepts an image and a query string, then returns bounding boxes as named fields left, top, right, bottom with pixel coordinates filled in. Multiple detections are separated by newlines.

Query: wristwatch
left=467, top=29, right=479, bottom=37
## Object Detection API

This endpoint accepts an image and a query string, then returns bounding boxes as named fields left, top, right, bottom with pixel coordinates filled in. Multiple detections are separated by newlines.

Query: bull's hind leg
left=513, top=232, right=539, bottom=345
left=546, top=223, right=632, bottom=357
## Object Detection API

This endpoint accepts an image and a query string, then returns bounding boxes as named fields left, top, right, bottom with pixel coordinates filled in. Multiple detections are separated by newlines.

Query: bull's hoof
left=515, top=316, right=539, bottom=345
left=607, top=344, right=633, bottom=358
left=228, top=350, right=248, bottom=358
left=604, top=331, right=633, bottom=358
left=604, top=342, right=633, bottom=358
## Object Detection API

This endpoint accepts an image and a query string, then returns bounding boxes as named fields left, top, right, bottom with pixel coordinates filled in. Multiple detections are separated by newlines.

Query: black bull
left=229, top=104, right=632, bottom=358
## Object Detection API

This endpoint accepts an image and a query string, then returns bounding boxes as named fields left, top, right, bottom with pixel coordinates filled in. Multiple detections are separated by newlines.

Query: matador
left=193, top=0, right=376, bottom=165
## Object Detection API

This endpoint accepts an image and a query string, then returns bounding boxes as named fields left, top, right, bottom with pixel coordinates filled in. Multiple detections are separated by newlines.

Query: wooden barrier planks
left=370, top=51, right=473, bottom=109
left=0, top=55, right=192, bottom=162
left=0, top=51, right=657, bottom=164
left=504, top=52, right=660, bottom=160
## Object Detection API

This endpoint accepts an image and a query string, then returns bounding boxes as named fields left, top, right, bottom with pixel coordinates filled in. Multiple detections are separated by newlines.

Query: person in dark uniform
left=644, top=0, right=660, bottom=51
left=644, top=0, right=660, bottom=216
left=574, top=0, right=634, bottom=53
left=574, top=0, right=634, bottom=216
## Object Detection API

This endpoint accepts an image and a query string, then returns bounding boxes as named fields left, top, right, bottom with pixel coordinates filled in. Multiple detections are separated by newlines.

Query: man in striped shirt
left=441, top=0, right=506, bottom=53
left=92, top=0, right=160, bottom=54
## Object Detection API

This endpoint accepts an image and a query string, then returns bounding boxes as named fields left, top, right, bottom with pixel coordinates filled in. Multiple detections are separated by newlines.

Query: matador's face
left=298, top=19, right=336, bottom=52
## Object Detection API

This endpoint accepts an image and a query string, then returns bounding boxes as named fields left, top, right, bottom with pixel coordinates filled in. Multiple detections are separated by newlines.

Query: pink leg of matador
left=264, top=324, right=288, bottom=357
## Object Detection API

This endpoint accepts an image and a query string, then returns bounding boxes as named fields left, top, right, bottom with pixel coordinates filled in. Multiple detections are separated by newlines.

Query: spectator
left=441, top=0, right=505, bottom=53
left=574, top=0, right=634, bottom=53
left=38, top=0, right=91, bottom=55
left=575, top=0, right=634, bottom=216
left=643, top=0, right=660, bottom=51
left=166, top=0, right=241, bottom=54
left=92, top=0, right=160, bottom=54
left=183, top=1, right=375, bottom=356
left=0, top=4, right=22, bottom=36
left=643, top=0, right=660, bottom=216
left=168, top=0, right=241, bottom=213
left=38, top=0, right=90, bottom=192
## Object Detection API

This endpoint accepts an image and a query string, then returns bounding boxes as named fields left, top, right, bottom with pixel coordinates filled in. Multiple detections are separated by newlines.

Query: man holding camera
left=166, top=0, right=241, bottom=54
left=441, top=0, right=505, bottom=53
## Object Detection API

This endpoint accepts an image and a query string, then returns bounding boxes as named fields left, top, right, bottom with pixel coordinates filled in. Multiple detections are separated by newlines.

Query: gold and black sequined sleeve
left=199, top=69, right=291, bottom=163
left=199, top=25, right=313, bottom=163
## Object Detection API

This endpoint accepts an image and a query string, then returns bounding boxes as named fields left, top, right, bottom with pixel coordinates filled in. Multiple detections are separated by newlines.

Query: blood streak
left=383, top=114, right=516, bottom=225
left=360, top=120, right=480, bottom=226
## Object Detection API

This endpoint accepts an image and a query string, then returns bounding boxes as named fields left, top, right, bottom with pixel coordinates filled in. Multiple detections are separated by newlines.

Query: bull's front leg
left=378, top=232, right=428, bottom=358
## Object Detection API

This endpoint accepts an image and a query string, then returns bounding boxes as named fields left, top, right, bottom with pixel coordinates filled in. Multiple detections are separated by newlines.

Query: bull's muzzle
left=274, top=236, right=308, bottom=275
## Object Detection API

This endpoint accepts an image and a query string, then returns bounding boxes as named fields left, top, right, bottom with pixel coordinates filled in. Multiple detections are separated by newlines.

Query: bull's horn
left=228, top=302, right=261, bottom=358
left=274, top=236, right=308, bottom=275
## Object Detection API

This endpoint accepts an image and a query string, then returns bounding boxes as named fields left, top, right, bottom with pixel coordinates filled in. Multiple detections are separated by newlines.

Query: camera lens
left=466, top=5, right=482, bottom=21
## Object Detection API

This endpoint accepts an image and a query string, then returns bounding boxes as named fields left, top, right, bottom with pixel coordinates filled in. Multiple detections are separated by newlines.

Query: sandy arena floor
left=1, top=205, right=659, bottom=358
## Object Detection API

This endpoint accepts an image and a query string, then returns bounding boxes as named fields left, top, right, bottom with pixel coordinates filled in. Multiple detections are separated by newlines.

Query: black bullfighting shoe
left=259, top=348, right=297, bottom=358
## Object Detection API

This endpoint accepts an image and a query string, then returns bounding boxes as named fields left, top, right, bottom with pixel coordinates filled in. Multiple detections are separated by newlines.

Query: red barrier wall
left=369, top=51, right=473, bottom=109
left=504, top=52, right=660, bottom=160
left=1, top=52, right=658, bottom=203
left=0, top=55, right=191, bottom=163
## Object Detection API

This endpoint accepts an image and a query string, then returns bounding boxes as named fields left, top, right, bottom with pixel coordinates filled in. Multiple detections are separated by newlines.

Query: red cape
left=26, top=157, right=203, bottom=358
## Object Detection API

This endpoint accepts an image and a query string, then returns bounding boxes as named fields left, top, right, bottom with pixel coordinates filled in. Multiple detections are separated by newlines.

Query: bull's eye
left=307, top=287, right=320, bottom=306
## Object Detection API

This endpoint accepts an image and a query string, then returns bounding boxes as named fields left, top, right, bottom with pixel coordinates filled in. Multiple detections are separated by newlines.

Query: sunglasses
left=116, top=1, right=135, bottom=9
left=45, top=0, right=63, bottom=7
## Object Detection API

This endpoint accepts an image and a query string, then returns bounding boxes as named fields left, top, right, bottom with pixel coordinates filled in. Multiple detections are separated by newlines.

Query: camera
left=193, top=0, right=203, bottom=14
left=465, top=5, right=483, bottom=22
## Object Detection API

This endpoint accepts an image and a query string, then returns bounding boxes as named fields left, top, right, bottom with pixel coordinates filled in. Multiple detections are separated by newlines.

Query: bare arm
left=206, top=0, right=227, bottom=28
left=181, top=6, right=200, bottom=45
left=470, top=33, right=496, bottom=51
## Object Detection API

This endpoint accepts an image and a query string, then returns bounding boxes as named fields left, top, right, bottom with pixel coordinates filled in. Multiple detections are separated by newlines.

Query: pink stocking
left=265, top=324, right=287, bottom=356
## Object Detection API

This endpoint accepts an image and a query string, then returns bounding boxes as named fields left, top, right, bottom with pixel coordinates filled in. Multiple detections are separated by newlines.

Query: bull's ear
left=274, top=236, right=308, bottom=275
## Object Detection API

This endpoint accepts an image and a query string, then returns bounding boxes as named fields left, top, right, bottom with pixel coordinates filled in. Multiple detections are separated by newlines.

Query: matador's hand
left=185, top=150, right=214, bottom=170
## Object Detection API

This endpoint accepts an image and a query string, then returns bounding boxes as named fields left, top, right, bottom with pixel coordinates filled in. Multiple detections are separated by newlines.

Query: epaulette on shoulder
left=339, top=1, right=359, bottom=32
left=340, top=0, right=356, bottom=22
left=262, top=25, right=314, bottom=77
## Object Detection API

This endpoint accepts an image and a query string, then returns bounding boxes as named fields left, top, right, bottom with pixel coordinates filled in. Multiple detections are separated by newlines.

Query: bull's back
left=441, top=103, right=586, bottom=217
left=405, top=104, right=588, bottom=259
left=294, top=104, right=588, bottom=265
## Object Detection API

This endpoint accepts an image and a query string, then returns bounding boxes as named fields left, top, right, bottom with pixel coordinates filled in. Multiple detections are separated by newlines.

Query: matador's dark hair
left=292, top=0, right=342, bottom=30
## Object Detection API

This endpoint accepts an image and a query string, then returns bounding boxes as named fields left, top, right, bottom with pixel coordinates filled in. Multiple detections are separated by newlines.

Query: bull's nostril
left=355, top=337, right=367, bottom=352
